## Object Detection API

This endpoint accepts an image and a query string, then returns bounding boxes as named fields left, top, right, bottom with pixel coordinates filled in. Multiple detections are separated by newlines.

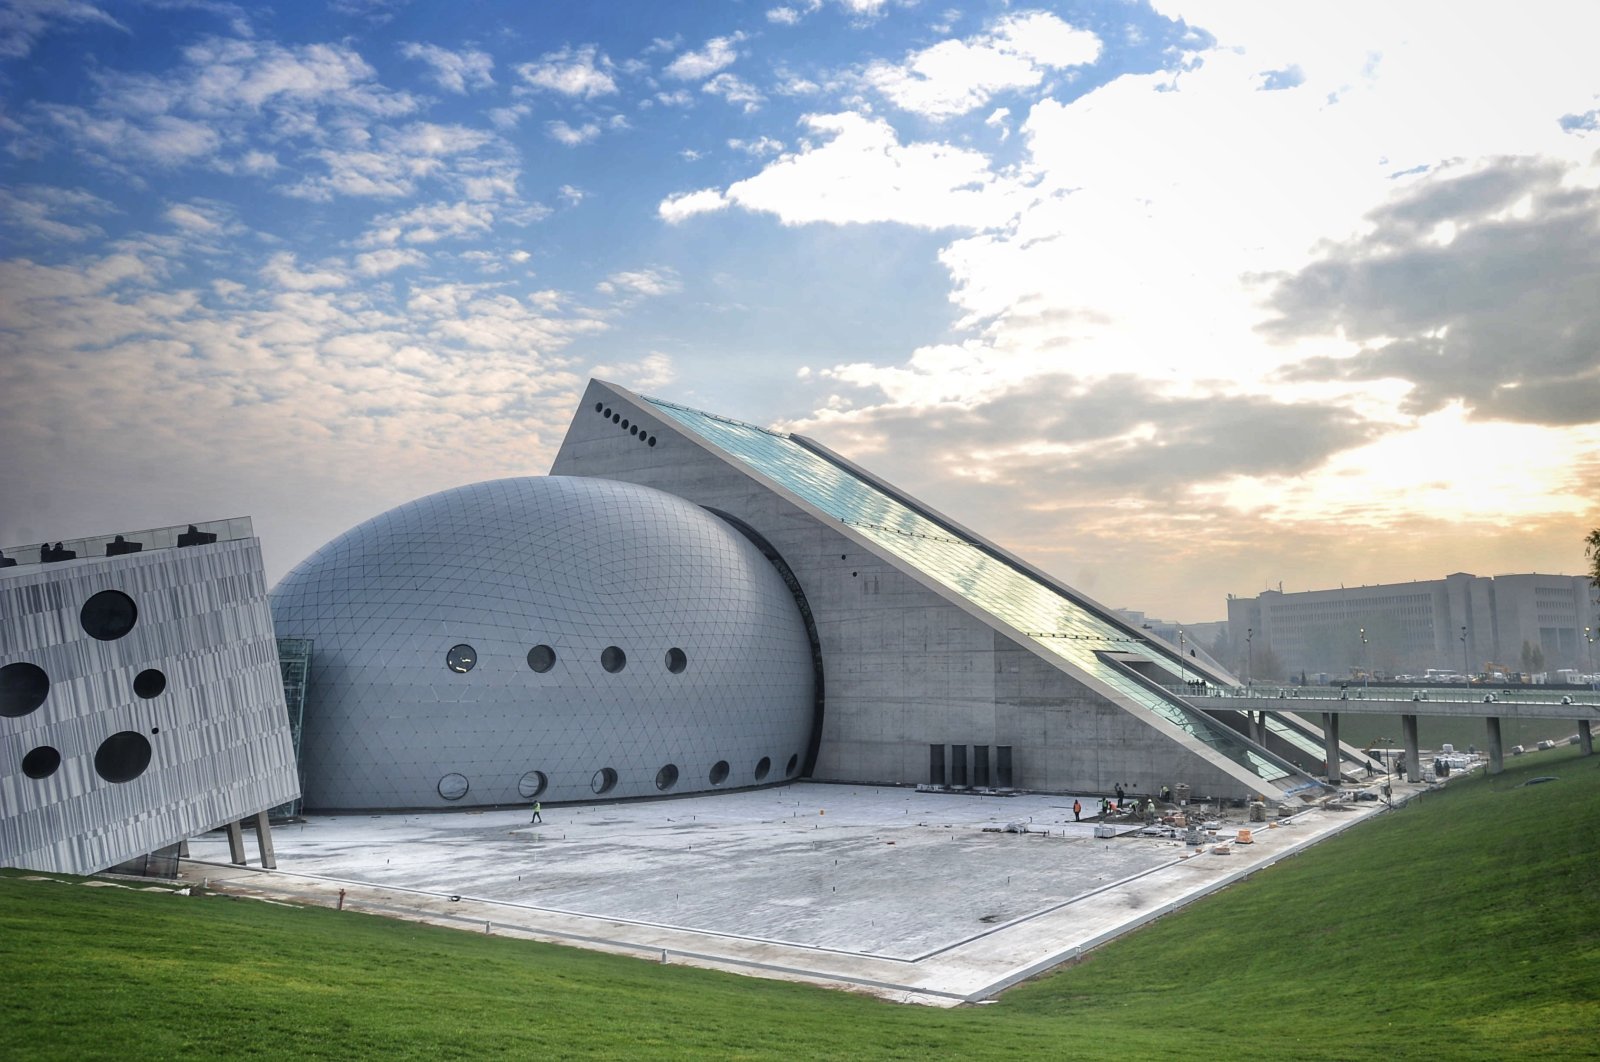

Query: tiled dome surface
left=271, top=476, right=815, bottom=809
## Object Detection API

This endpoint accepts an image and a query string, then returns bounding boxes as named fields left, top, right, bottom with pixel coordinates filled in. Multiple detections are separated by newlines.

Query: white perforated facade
left=270, top=476, right=817, bottom=810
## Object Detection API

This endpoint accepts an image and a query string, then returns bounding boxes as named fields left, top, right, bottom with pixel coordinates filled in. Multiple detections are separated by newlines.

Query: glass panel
left=651, top=398, right=1296, bottom=784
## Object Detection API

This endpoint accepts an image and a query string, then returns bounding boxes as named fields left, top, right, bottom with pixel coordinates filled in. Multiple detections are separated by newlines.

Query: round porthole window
left=785, top=754, right=800, bottom=777
left=665, top=647, right=687, bottom=674
left=81, top=589, right=138, bottom=641
left=517, top=770, right=548, bottom=798
left=438, top=773, right=469, bottom=800
left=709, top=760, right=730, bottom=786
left=601, top=646, right=626, bottom=673
left=754, top=756, right=771, bottom=781
left=94, top=731, right=152, bottom=784
left=446, top=644, right=477, bottom=673
left=594, top=401, right=604, bottom=412
left=655, top=764, right=679, bottom=791
left=527, top=644, right=557, bottom=673
left=133, top=668, right=167, bottom=699
left=591, top=767, right=618, bottom=795
left=22, top=745, right=62, bottom=780
left=0, top=661, right=50, bottom=718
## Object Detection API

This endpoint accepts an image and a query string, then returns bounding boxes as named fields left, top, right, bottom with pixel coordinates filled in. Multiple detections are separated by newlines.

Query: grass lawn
left=4, top=747, right=1597, bottom=1060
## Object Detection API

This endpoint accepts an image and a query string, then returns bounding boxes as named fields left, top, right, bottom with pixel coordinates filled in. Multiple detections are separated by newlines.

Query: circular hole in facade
left=709, top=760, right=730, bottom=786
left=647, top=436, right=656, bottom=447
left=629, top=425, right=638, bottom=436
left=665, top=647, right=687, bottom=674
left=603, top=406, right=612, bottom=417
left=133, top=668, right=167, bottom=699
left=517, top=770, right=548, bottom=798
left=594, top=401, right=603, bottom=412
left=601, top=646, right=626, bottom=673
left=785, top=754, right=799, bottom=777
left=94, top=731, right=152, bottom=784
left=621, top=418, right=629, bottom=429
left=437, top=773, right=469, bottom=800
left=655, top=764, right=679, bottom=791
left=0, top=661, right=50, bottom=718
left=754, top=756, right=771, bottom=781
left=611, top=413, right=621, bottom=424
left=80, top=589, right=138, bottom=641
left=527, top=644, right=557, bottom=673
left=22, top=745, right=62, bottom=779
left=591, top=767, right=618, bottom=795
left=446, top=644, right=477, bottom=673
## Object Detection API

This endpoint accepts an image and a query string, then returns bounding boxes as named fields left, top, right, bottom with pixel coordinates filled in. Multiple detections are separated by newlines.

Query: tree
left=1520, top=640, right=1546, bottom=677
left=1587, top=528, right=1600, bottom=590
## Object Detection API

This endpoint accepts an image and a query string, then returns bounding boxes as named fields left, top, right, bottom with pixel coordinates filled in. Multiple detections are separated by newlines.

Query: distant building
left=1226, top=573, right=1600, bottom=681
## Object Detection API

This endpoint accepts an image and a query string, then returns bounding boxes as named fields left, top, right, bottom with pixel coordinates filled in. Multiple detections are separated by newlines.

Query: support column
left=225, top=820, right=247, bottom=866
left=1485, top=717, right=1504, bottom=775
left=1402, top=714, right=1420, bottom=783
left=1578, top=719, right=1592, bottom=757
left=1321, top=712, right=1341, bottom=784
left=252, top=810, right=277, bottom=870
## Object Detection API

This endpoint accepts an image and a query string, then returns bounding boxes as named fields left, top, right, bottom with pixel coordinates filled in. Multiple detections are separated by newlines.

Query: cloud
left=284, top=122, right=515, bottom=202
left=595, top=267, right=680, bottom=299
left=864, top=10, right=1101, bottom=118
left=261, top=251, right=349, bottom=291
left=400, top=43, right=494, bottom=93
left=702, top=72, right=764, bottom=112
left=728, top=136, right=785, bottom=156
left=0, top=0, right=126, bottom=60
left=664, top=33, right=744, bottom=81
left=0, top=185, right=115, bottom=242
left=546, top=120, right=600, bottom=146
left=354, top=247, right=427, bottom=275
left=665, top=112, right=1025, bottom=230
left=517, top=44, right=617, bottom=98
left=1264, top=157, right=1600, bottom=427
left=361, top=200, right=497, bottom=245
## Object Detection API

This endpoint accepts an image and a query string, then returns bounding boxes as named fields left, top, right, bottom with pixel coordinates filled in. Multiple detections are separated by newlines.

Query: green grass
left=5, top=748, right=1598, bottom=1061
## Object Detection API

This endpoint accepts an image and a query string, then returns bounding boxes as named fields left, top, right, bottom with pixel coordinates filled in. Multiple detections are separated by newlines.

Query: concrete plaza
left=185, top=781, right=1405, bottom=1005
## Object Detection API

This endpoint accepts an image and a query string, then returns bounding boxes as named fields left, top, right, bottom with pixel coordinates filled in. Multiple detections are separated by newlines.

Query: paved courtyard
left=185, top=781, right=1401, bottom=1005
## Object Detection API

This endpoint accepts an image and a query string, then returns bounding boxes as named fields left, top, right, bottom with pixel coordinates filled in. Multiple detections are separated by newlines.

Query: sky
left=2, top=0, right=1598, bottom=622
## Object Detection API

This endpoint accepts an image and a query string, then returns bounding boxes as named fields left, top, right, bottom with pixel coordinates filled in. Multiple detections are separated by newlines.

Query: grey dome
left=271, top=476, right=816, bottom=810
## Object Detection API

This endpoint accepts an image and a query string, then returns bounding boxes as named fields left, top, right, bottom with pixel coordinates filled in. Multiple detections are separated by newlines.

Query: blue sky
left=3, top=0, right=1598, bottom=621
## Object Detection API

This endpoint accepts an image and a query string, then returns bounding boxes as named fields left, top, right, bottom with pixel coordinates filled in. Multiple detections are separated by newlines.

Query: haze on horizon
left=2, top=0, right=1597, bottom=622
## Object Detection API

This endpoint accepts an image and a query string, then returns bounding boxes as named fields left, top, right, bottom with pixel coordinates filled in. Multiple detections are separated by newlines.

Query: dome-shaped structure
left=271, top=476, right=817, bottom=810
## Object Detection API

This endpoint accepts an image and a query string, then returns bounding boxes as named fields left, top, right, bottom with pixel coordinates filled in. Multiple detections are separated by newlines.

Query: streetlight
left=1587, top=626, right=1596, bottom=688
left=1246, top=627, right=1254, bottom=693
left=1460, top=625, right=1470, bottom=688
left=1359, top=627, right=1369, bottom=688
left=1178, top=629, right=1188, bottom=685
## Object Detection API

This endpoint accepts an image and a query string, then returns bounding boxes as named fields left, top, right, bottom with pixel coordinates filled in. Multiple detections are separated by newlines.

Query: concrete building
left=547, top=380, right=1334, bottom=802
left=0, top=520, right=300, bottom=875
left=1226, top=572, right=1600, bottom=681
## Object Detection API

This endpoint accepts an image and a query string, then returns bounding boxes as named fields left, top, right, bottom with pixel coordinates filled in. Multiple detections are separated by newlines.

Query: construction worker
left=1073, top=799, right=1082, bottom=822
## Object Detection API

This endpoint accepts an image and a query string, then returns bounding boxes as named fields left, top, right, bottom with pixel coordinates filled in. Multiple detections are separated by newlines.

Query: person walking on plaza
left=1073, top=799, right=1082, bottom=822
left=530, top=801, right=542, bottom=824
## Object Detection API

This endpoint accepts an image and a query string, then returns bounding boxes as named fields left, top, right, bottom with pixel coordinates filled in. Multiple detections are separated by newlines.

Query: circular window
left=630, top=425, right=638, bottom=436
left=133, top=668, right=167, bottom=699
left=655, top=764, right=679, bottom=791
left=446, top=644, right=477, bottom=673
left=785, top=754, right=800, bottom=777
left=754, top=756, right=771, bottom=781
left=647, top=436, right=657, bottom=447
left=594, top=401, right=603, bottom=412
left=81, top=590, right=138, bottom=641
left=612, top=413, right=621, bottom=424
left=517, top=770, right=548, bottom=798
left=22, top=745, right=62, bottom=779
left=621, top=418, right=629, bottom=429
left=601, top=646, right=626, bottom=673
left=591, top=767, right=617, bottom=795
left=94, top=731, right=152, bottom=784
left=527, top=644, right=557, bottom=673
left=0, top=661, right=50, bottom=718
left=665, top=648, right=687, bottom=674
left=709, top=760, right=730, bottom=786
left=438, top=773, right=469, bottom=800
left=603, top=406, right=612, bottom=417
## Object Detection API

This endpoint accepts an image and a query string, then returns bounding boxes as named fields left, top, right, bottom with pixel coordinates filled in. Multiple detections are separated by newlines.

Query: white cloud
left=361, top=200, right=497, bottom=245
left=595, top=267, right=680, bottom=298
left=488, top=103, right=531, bottom=129
left=728, top=136, right=785, bottom=156
left=675, top=112, right=1026, bottom=229
left=0, top=0, right=126, bottom=60
left=658, top=188, right=729, bottom=223
left=656, top=89, right=694, bottom=107
left=400, top=42, right=494, bottom=93
left=260, top=251, right=349, bottom=291
left=0, top=185, right=115, bottom=242
left=354, top=247, right=427, bottom=275
left=703, top=73, right=764, bottom=112
left=546, top=120, right=601, bottom=146
left=865, top=10, right=1101, bottom=118
left=517, top=44, right=617, bottom=98
left=558, top=184, right=585, bottom=205
left=664, top=33, right=744, bottom=81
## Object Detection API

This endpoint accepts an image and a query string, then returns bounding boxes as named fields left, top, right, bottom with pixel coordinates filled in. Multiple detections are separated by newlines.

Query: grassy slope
left=3, top=748, right=1597, bottom=1061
